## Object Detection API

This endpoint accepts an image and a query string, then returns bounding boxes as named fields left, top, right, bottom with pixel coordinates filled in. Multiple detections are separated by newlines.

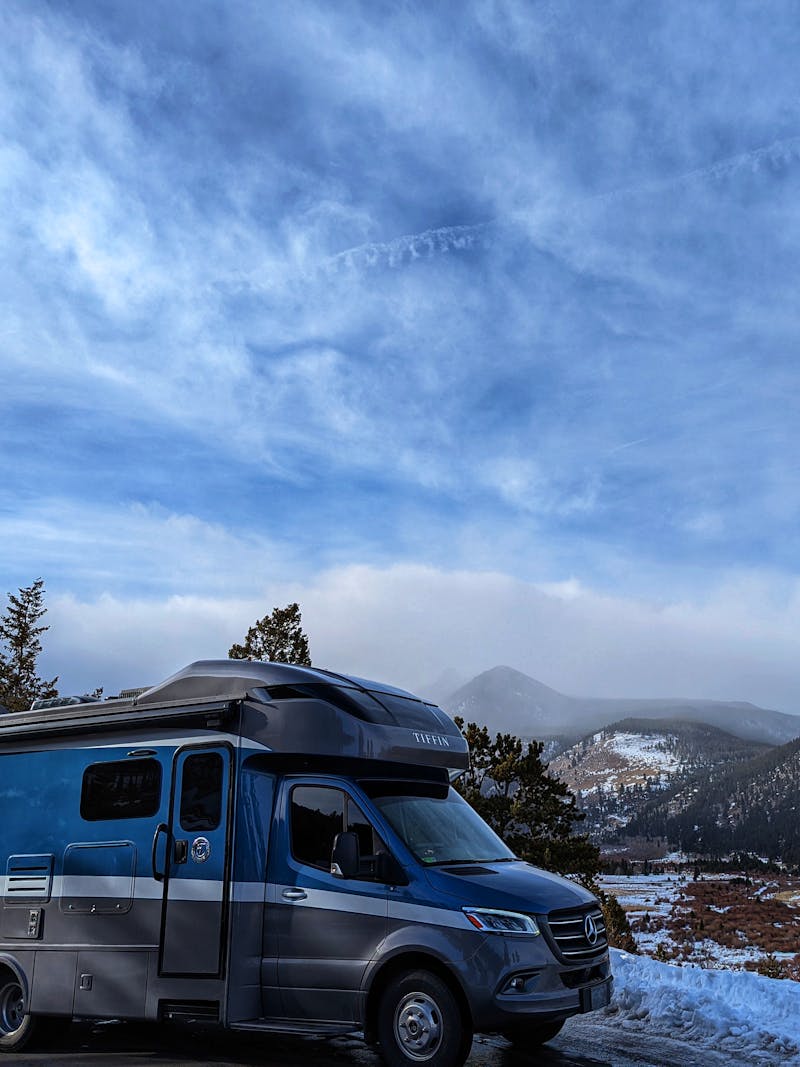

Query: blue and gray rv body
left=0, top=660, right=611, bottom=1066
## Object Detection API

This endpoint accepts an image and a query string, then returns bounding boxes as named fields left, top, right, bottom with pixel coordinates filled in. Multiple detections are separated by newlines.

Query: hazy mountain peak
left=442, top=666, right=800, bottom=746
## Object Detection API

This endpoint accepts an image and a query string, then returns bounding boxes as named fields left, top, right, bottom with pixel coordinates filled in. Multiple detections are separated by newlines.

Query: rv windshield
left=365, top=781, right=515, bottom=866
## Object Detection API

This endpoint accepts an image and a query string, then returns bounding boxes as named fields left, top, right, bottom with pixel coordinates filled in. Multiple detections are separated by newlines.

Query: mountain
left=444, top=667, right=576, bottom=736
left=550, top=718, right=770, bottom=796
left=442, top=666, right=800, bottom=746
left=548, top=718, right=771, bottom=839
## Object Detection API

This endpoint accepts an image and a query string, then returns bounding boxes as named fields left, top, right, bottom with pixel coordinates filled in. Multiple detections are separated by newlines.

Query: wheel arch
left=0, top=956, right=28, bottom=1005
left=363, top=951, right=473, bottom=1045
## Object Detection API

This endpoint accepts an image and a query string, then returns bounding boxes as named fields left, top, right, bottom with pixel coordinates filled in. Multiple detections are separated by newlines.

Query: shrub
left=756, top=954, right=785, bottom=980
left=598, top=889, right=638, bottom=954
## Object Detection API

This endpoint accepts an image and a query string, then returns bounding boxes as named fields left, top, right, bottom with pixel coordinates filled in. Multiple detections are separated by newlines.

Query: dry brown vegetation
left=628, top=876, right=800, bottom=977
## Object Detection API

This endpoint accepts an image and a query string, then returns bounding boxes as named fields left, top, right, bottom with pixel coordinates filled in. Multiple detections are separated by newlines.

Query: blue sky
left=3, top=0, right=800, bottom=710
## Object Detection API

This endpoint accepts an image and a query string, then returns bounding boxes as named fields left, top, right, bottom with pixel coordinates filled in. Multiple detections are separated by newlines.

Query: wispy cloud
left=0, top=499, right=293, bottom=596
left=2, top=1, right=800, bottom=707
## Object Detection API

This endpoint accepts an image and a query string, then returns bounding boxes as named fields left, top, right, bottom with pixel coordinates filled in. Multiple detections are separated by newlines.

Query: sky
left=2, top=0, right=800, bottom=712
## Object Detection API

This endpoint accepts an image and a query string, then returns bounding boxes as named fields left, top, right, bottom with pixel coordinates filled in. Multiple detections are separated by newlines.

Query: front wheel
left=0, top=975, right=35, bottom=1054
left=377, top=969, right=471, bottom=1067
left=503, top=1017, right=565, bottom=1048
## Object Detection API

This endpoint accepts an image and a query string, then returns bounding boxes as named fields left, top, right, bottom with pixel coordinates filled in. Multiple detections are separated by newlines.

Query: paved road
left=10, top=1016, right=763, bottom=1067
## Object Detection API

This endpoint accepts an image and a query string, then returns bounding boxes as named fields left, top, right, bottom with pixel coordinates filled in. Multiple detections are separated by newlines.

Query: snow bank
left=608, top=949, right=800, bottom=1063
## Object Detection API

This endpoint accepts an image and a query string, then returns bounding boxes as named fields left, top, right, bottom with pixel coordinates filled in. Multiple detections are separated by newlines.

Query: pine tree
left=454, top=718, right=599, bottom=884
left=596, top=888, right=638, bottom=953
left=0, top=578, right=58, bottom=712
left=453, top=717, right=637, bottom=951
left=228, top=602, right=311, bottom=665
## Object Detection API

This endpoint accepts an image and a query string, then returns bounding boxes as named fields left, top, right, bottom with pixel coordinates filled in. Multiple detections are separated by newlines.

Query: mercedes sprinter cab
left=0, top=659, right=611, bottom=1067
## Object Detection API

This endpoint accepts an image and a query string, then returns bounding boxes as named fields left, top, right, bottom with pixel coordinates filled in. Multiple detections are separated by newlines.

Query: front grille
left=544, top=906, right=607, bottom=961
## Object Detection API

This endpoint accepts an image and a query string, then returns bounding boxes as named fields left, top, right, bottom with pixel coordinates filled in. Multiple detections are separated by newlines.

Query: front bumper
left=460, top=933, right=612, bottom=1031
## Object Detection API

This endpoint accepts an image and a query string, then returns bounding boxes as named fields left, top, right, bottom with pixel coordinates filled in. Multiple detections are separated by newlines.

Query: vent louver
left=4, top=854, right=54, bottom=903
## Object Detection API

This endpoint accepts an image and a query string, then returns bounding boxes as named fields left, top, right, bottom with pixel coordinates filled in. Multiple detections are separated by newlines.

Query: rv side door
left=159, top=743, right=233, bottom=976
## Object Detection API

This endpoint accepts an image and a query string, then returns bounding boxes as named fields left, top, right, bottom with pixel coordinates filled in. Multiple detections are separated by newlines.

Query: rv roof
left=0, top=659, right=468, bottom=771
left=135, top=659, right=426, bottom=707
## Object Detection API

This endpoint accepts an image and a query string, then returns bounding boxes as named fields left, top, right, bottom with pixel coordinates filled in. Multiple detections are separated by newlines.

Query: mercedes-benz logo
left=584, top=913, right=598, bottom=945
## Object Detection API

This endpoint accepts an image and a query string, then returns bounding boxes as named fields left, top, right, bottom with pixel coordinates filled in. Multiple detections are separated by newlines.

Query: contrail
left=328, top=221, right=494, bottom=273
left=593, top=133, right=800, bottom=207
left=325, top=133, right=800, bottom=274
left=606, top=436, right=652, bottom=457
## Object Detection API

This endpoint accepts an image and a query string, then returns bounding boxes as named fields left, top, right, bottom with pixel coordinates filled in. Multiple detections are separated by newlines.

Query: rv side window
left=180, top=752, right=223, bottom=831
left=81, top=758, right=162, bottom=821
left=290, top=786, right=384, bottom=872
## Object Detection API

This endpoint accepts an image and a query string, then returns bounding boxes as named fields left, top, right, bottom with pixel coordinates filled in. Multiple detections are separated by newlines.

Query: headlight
left=463, top=907, right=540, bottom=935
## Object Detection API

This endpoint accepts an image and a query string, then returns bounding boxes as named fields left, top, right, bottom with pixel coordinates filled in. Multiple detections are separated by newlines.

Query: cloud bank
left=43, top=562, right=800, bottom=717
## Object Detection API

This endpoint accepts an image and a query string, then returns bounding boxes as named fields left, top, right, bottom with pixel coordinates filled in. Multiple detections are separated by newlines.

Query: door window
left=290, top=786, right=344, bottom=869
left=179, top=751, right=224, bottom=831
left=347, top=800, right=381, bottom=860
left=290, top=785, right=384, bottom=876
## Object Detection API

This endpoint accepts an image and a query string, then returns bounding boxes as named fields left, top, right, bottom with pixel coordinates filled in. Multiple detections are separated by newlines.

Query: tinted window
left=81, top=759, right=162, bottom=821
left=180, top=752, right=223, bottom=831
left=265, top=683, right=392, bottom=723
left=368, top=692, right=456, bottom=732
left=290, top=786, right=385, bottom=872
left=261, top=682, right=454, bottom=733
left=291, top=786, right=344, bottom=869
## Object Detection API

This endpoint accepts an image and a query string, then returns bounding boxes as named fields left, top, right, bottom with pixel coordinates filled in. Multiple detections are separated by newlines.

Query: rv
left=0, top=660, right=611, bottom=1067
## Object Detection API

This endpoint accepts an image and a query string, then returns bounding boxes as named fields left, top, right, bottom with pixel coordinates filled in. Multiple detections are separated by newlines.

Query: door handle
left=152, top=823, right=171, bottom=882
left=282, top=888, right=307, bottom=901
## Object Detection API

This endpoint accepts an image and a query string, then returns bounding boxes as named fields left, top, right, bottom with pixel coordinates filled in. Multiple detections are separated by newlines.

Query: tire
left=503, top=1017, right=565, bottom=1048
left=0, top=974, right=35, bottom=1054
left=377, top=969, right=471, bottom=1067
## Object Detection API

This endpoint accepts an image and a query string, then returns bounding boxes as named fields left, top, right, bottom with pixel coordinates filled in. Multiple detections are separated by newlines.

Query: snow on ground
left=600, top=873, right=684, bottom=917
left=608, top=732, right=679, bottom=769
left=598, top=874, right=685, bottom=956
left=607, top=949, right=800, bottom=1064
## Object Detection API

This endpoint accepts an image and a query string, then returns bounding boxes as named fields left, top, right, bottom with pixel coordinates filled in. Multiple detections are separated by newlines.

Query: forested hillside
left=628, top=736, right=800, bottom=865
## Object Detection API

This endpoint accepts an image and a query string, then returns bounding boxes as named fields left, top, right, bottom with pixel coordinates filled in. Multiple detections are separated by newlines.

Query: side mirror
left=331, top=831, right=360, bottom=879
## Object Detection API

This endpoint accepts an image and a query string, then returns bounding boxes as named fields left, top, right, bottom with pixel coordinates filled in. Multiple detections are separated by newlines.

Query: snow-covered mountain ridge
left=552, top=728, right=687, bottom=796
left=547, top=718, right=769, bottom=839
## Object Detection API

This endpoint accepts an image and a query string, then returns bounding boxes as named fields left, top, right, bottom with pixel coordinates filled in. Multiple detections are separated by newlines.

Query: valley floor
left=600, top=871, right=800, bottom=975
